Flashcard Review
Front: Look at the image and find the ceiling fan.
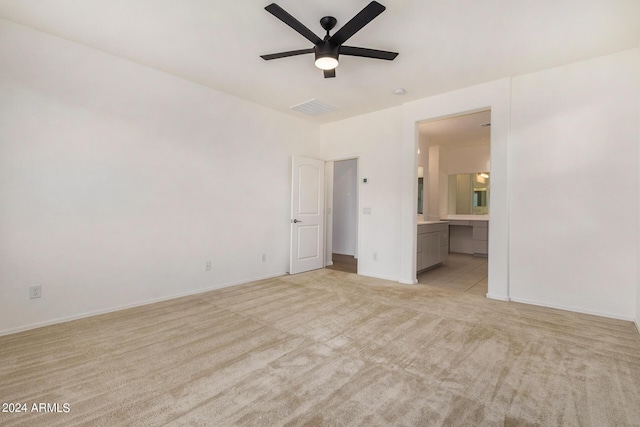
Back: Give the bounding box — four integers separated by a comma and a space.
260, 1, 398, 78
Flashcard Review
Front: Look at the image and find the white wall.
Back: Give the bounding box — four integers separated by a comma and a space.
332, 159, 357, 256
417, 134, 429, 217
324, 161, 334, 266
426, 145, 440, 220
509, 49, 639, 320
320, 108, 404, 281
323, 49, 639, 321
0, 20, 320, 335
635, 43, 640, 333
441, 145, 491, 174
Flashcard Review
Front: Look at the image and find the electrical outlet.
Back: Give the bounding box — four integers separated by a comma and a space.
373, 252, 378, 261
29, 285, 42, 299
261, 253, 267, 262
204, 261, 212, 271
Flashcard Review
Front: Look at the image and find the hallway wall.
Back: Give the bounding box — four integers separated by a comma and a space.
332, 159, 358, 256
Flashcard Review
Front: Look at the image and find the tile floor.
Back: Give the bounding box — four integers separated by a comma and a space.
326, 252, 487, 296
417, 252, 488, 296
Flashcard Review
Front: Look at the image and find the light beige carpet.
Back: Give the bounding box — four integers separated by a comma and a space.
1, 269, 639, 426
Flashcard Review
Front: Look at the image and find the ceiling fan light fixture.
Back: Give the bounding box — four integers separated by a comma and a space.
314, 42, 340, 70
315, 55, 339, 70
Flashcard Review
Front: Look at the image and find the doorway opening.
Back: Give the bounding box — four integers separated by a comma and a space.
326, 158, 358, 274
416, 109, 491, 294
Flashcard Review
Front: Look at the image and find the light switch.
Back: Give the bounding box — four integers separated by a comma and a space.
363, 207, 372, 215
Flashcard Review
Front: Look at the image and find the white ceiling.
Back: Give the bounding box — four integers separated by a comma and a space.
0, 1, 638, 124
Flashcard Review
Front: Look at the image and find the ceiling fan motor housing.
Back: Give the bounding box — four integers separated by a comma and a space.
314, 40, 340, 69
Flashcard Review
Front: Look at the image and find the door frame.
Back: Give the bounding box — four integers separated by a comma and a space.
400, 79, 511, 301
324, 156, 360, 274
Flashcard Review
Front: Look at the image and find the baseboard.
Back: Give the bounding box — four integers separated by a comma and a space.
509, 296, 635, 322
325, 261, 334, 266
357, 271, 401, 283
0, 272, 285, 337
486, 293, 510, 302
635, 319, 640, 336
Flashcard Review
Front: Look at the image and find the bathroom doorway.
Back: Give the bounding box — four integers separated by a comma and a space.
416, 110, 491, 294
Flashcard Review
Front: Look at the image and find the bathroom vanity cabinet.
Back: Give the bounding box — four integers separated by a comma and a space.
442, 215, 489, 257
417, 221, 449, 272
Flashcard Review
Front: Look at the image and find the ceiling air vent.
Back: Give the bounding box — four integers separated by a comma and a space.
290, 99, 336, 116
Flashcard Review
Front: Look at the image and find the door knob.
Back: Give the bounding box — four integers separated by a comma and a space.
292, 219, 302, 223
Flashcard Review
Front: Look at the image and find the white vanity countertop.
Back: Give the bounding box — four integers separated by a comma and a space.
417, 220, 449, 225
441, 214, 489, 221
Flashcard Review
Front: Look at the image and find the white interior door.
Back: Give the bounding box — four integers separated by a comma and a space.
290, 156, 325, 274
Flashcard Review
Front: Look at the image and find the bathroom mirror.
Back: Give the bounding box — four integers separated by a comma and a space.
448, 172, 490, 215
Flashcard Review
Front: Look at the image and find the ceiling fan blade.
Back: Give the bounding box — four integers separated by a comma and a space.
261, 48, 314, 61
324, 69, 336, 78
265, 3, 322, 45
340, 46, 398, 60
329, 1, 386, 46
